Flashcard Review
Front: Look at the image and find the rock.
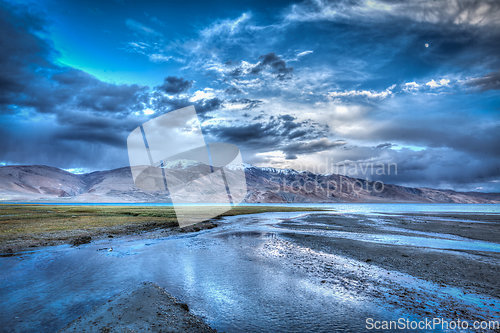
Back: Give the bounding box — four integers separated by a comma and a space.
70, 236, 92, 246
178, 303, 189, 311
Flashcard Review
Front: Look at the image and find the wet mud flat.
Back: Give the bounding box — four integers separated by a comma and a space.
276, 212, 500, 327
58, 282, 215, 333
1, 208, 499, 332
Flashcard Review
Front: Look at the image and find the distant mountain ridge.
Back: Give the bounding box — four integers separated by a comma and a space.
0, 164, 499, 203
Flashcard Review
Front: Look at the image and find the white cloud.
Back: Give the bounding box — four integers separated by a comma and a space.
405, 82, 419, 88
122, 26, 177, 64
402, 81, 420, 93
439, 78, 450, 86
189, 89, 216, 102
284, 0, 500, 27
426, 78, 450, 88
148, 54, 172, 62
128, 42, 149, 49
426, 79, 439, 88
200, 12, 252, 38
125, 19, 163, 37
327, 84, 396, 99
297, 50, 313, 57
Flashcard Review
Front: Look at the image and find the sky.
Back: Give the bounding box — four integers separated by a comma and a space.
0, 0, 499, 192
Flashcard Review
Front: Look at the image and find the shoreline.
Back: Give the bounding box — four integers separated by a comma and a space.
279, 212, 500, 296
276, 212, 500, 325
0, 204, 324, 254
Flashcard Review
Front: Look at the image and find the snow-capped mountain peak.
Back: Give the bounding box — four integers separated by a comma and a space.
225, 163, 254, 171
160, 159, 202, 170
254, 166, 299, 175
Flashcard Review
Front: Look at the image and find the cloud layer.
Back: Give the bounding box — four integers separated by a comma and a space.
0, 0, 499, 191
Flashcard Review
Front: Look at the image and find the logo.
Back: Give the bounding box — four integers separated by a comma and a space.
127, 105, 247, 227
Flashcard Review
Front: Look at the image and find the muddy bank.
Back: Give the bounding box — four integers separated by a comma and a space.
0, 220, 217, 255
273, 212, 500, 325
0, 205, 321, 254
278, 213, 500, 297
58, 282, 216, 333
285, 234, 500, 296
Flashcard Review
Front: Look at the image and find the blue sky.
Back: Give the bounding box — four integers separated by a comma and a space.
1, 0, 499, 191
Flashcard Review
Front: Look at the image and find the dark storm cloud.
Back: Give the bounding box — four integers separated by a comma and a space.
216, 123, 278, 143
204, 114, 305, 150
156, 76, 193, 94
222, 52, 294, 81
0, 0, 234, 158
466, 70, 500, 91
288, 129, 307, 140
252, 113, 264, 121
250, 52, 293, 80
335, 146, 500, 192
275, 114, 299, 132
0, 3, 157, 169
281, 138, 346, 160
195, 97, 223, 115
53, 110, 146, 147
3, 65, 148, 116
149, 92, 223, 119
0, 3, 148, 117
225, 86, 242, 94
0, 2, 53, 111
0, 115, 130, 171
326, 108, 500, 191
203, 114, 332, 158
53, 69, 148, 114
228, 98, 263, 109
367, 121, 500, 160
53, 128, 124, 147
279, 114, 295, 122
229, 67, 244, 77
281, 118, 300, 131
206, 120, 285, 148
149, 93, 261, 122
375, 142, 395, 149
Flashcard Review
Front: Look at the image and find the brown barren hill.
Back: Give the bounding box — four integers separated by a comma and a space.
1, 164, 499, 203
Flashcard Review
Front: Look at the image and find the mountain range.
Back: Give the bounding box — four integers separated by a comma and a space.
0, 164, 499, 204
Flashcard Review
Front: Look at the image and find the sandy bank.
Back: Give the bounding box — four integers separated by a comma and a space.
58, 282, 216, 333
